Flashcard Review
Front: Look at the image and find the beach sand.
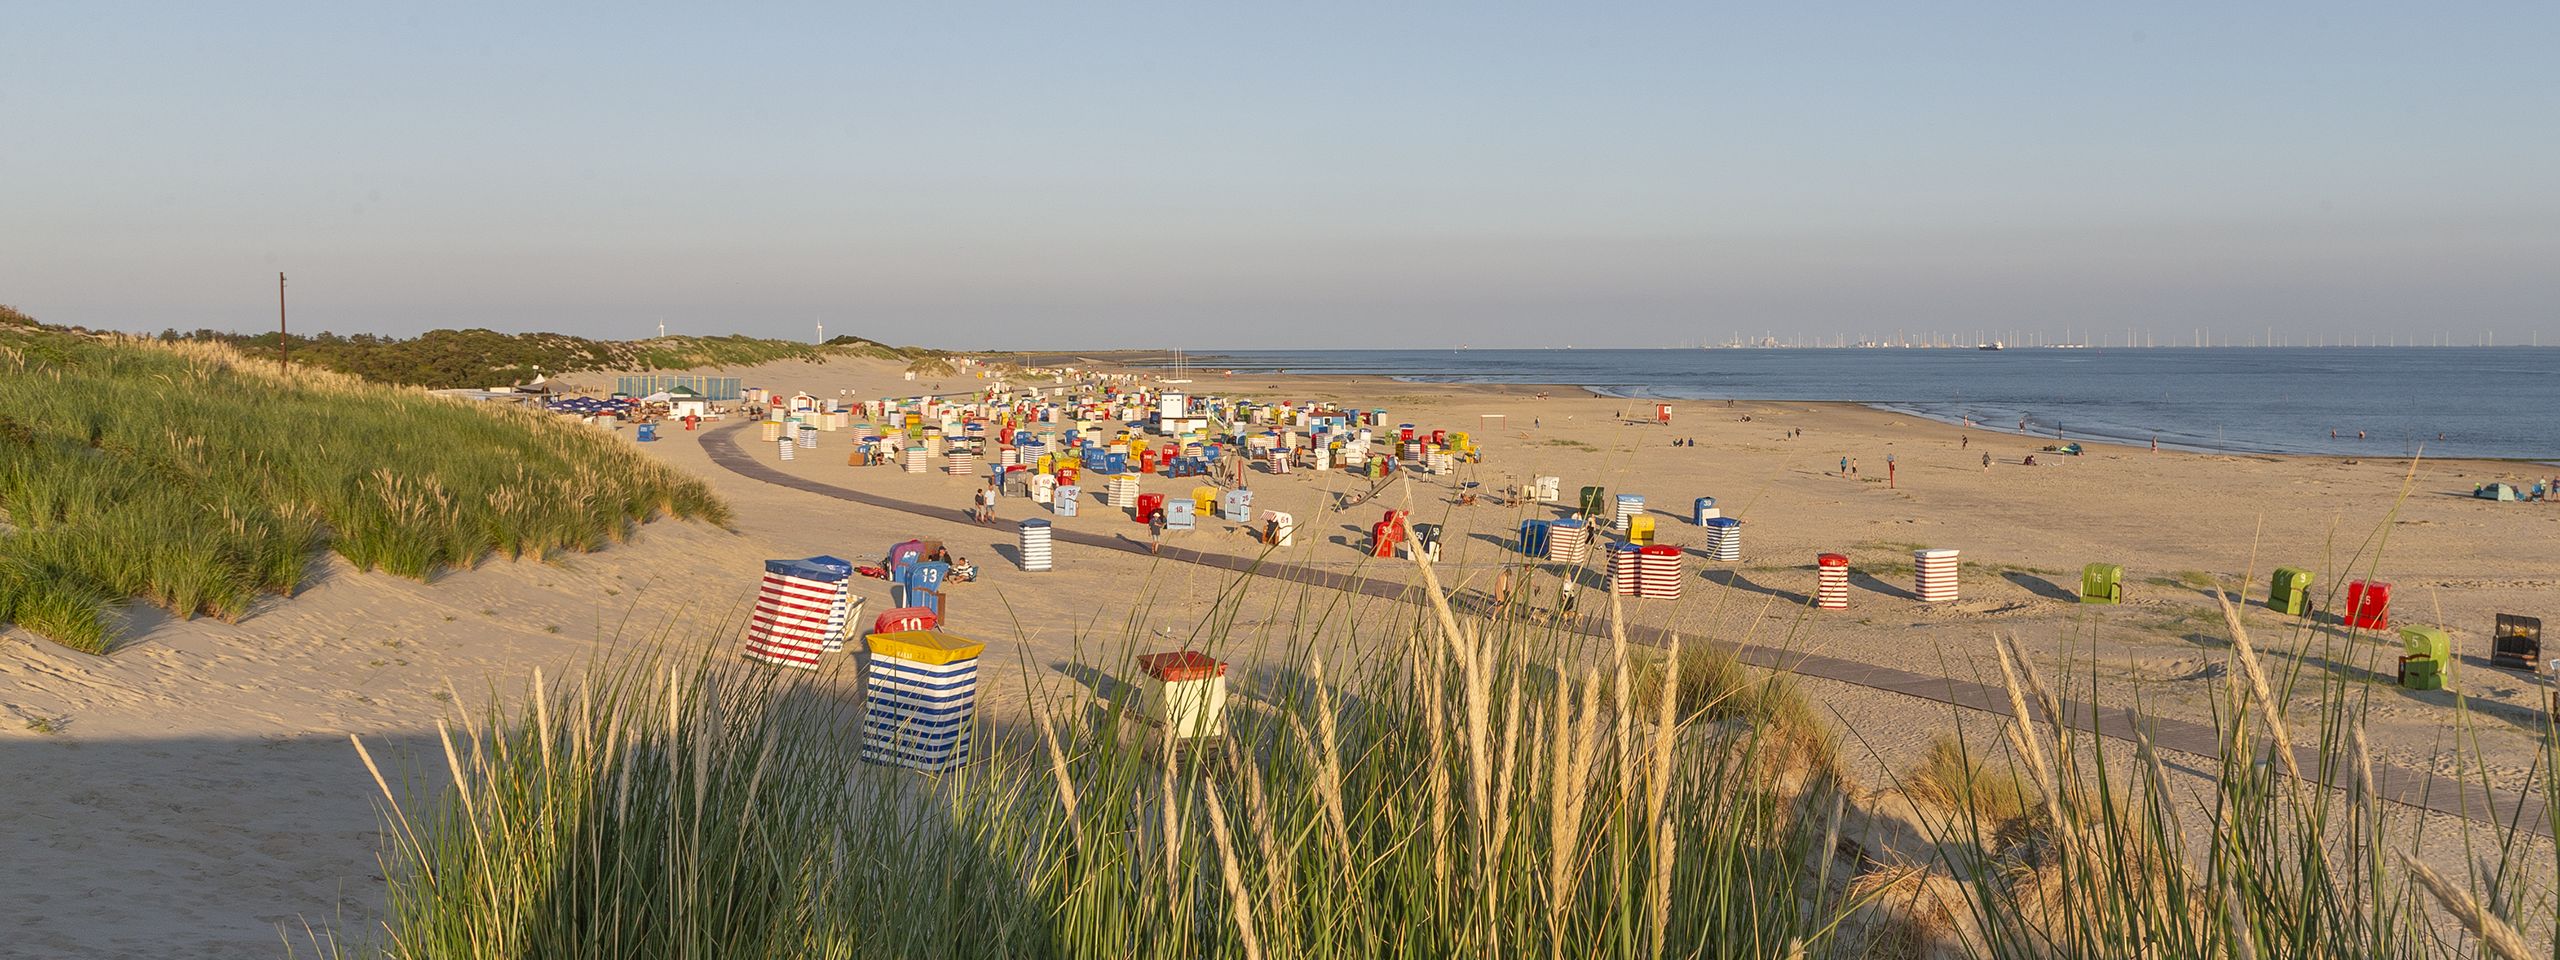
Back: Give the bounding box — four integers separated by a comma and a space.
5, 354, 2554, 956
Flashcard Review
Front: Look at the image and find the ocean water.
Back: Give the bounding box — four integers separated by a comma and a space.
1179, 348, 2560, 461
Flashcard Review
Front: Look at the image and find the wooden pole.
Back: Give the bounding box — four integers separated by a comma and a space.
277, 272, 288, 374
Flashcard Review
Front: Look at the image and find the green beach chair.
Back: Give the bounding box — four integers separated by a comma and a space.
2397, 655, 2444, 692
2398, 626, 2452, 691
1578, 485, 1609, 519
2268, 567, 2312, 617
2079, 563, 2123, 604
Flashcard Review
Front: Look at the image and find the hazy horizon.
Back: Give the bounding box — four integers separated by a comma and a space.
7, 4, 2555, 350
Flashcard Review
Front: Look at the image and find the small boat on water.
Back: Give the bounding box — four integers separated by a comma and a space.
1978, 341, 2005, 351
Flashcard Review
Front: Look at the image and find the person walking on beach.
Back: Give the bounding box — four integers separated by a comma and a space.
1886, 454, 1896, 488
1982, 452, 1992, 472
1850, 458, 1859, 478
1839, 456, 1849, 477
1961, 434, 1968, 449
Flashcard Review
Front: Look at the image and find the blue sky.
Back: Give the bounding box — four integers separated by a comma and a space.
5, 2, 2554, 348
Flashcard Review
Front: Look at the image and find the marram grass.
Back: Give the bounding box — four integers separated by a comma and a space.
321, 554, 2556, 958
0, 327, 726, 653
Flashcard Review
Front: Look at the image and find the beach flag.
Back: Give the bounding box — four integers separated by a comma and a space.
742, 556, 855, 670
1816, 553, 1849, 609
1702, 517, 1741, 562
1914, 549, 1960, 603
862, 630, 984, 772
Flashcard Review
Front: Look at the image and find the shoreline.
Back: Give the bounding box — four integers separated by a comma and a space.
988, 353, 2549, 471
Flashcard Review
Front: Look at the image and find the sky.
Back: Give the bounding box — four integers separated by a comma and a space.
4, 2, 2556, 350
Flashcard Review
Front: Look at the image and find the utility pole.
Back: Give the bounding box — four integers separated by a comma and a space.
277, 272, 288, 375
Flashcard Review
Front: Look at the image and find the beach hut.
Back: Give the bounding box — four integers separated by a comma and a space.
1816, 553, 1850, 609
777, 437, 796, 461
1222, 489, 1254, 523
1914, 549, 1959, 603
1607, 543, 1642, 597
1636, 545, 1682, 599
1138, 651, 1228, 740
1191, 485, 1221, 515
1534, 476, 1561, 503
1054, 485, 1080, 517
1701, 517, 1741, 562
1018, 519, 1052, 572
1547, 519, 1589, 564
741, 556, 856, 670
1517, 519, 1551, 557
1692, 497, 1719, 524
1612, 494, 1644, 531
862, 629, 984, 772
1165, 499, 1196, 532
2080, 563, 2124, 604
2268, 567, 2313, 616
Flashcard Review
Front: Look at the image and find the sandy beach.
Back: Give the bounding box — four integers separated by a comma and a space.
4, 354, 2554, 956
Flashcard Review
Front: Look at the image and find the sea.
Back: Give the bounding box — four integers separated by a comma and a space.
1170, 348, 2560, 462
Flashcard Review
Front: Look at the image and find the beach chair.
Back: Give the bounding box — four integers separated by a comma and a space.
2268, 567, 2313, 616
2493, 614, 2542, 671
2079, 563, 2123, 604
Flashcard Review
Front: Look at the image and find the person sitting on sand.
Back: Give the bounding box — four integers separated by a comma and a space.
950, 557, 977, 582
2024, 455, 2038, 466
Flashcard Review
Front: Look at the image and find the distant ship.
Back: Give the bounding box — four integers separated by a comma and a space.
1978, 341, 2005, 351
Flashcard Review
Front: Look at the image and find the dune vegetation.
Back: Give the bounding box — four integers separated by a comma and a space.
327, 551, 2556, 959
0, 303, 937, 389
0, 323, 727, 654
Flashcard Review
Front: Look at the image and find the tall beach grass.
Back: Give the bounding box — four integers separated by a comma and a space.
330, 547, 2557, 958
0, 327, 727, 653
